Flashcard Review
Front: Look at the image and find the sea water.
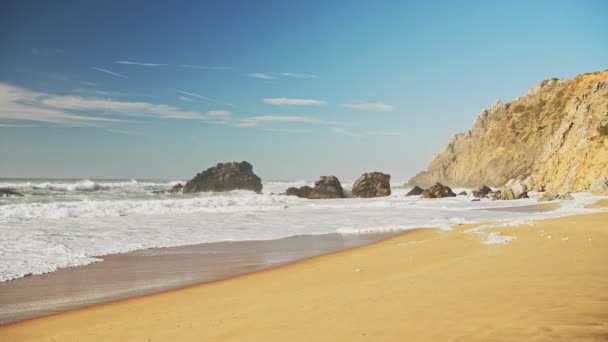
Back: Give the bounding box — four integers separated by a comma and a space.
0, 178, 603, 282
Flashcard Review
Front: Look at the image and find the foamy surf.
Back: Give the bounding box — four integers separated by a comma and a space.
0, 179, 605, 282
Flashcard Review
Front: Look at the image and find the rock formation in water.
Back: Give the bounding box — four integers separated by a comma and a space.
173, 161, 263, 194
472, 185, 493, 198
285, 186, 313, 198
538, 191, 574, 202
408, 70, 608, 193
352, 172, 391, 198
489, 179, 529, 200
0, 189, 24, 197
405, 186, 425, 196
421, 183, 456, 198
286, 176, 345, 199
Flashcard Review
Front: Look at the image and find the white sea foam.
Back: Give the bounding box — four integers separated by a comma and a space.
0, 180, 606, 282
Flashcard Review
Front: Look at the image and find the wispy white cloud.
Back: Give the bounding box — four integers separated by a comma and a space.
175, 89, 235, 107
237, 115, 348, 127
281, 72, 318, 79
0, 83, 352, 134
0, 83, 122, 125
367, 131, 400, 136
92, 67, 128, 78
263, 127, 311, 133
342, 102, 395, 112
115, 61, 166, 67
248, 72, 274, 79
41, 96, 203, 120
262, 98, 326, 106
106, 129, 147, 137
0, 124, 36, 127
331, 127, 360, 137
207, 110, 231, 117
182, 65, 232, 70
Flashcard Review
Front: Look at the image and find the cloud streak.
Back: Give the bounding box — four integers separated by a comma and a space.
368, 131, 400, 136
237, 115, 348, 127
0, 83, 122, 125
175, 89, 235, 107
342, 102, 395, 112
281, 72, 318, 79
248, 72, 274, 79
331, 127, 360, 137
115, 61, 166, 67
262, 98, 326, 106
0, 83, 352, 134
92, 67, 128, 78
182, 65, 232, 70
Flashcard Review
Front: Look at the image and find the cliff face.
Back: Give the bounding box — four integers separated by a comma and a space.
408, 70, 608, 192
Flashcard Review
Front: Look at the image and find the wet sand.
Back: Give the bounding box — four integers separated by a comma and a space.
2, 206, 607, 341
0, 232, 395, 325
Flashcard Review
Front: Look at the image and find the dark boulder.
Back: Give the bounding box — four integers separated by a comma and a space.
352, 172, 391, 198
285, 186, 313, 198
421, 183, 456, 198
174, 161, 262, 194
0, 188, 24, 197
308, 176, 344, 199
458, 191, 468, 196
472, 185, 492, 198
405, 186, 425, 196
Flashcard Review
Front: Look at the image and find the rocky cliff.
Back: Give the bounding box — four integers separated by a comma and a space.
408, 70, 608, 193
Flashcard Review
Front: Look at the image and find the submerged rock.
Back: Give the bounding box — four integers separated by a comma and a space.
405, 186, 425, 196
539, 191, 574, 202
0, 188, 24, 197
472, 185, 492, 198
175, 161, 262, 194
352, 172, 391, 198
421, 183, 456, 198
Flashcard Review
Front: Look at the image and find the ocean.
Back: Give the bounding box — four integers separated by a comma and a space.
0, 178, 601, 282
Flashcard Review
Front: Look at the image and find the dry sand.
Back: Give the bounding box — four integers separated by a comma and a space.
2, 207, 607, 341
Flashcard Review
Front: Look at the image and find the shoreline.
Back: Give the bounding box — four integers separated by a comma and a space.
0, 231, 402, 326
0, 200, 597, 326
1, 205, 607, 341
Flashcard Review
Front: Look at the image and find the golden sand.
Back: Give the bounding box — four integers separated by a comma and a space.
2, 210, 608, 341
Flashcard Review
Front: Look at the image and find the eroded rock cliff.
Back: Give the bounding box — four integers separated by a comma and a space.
408, 70, 608, 192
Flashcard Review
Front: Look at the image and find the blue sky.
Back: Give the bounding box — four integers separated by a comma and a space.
0, 0, 607, 181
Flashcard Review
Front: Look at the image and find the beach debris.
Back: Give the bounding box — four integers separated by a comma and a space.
421, 183, 456, 198
562, 237, 569, 241
405, 186, 425, 196
355, 268, 363, 272
352, 172, 391, 198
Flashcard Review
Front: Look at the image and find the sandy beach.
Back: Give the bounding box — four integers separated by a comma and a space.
0, 233, 393, 325
2, 202, 607, 341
